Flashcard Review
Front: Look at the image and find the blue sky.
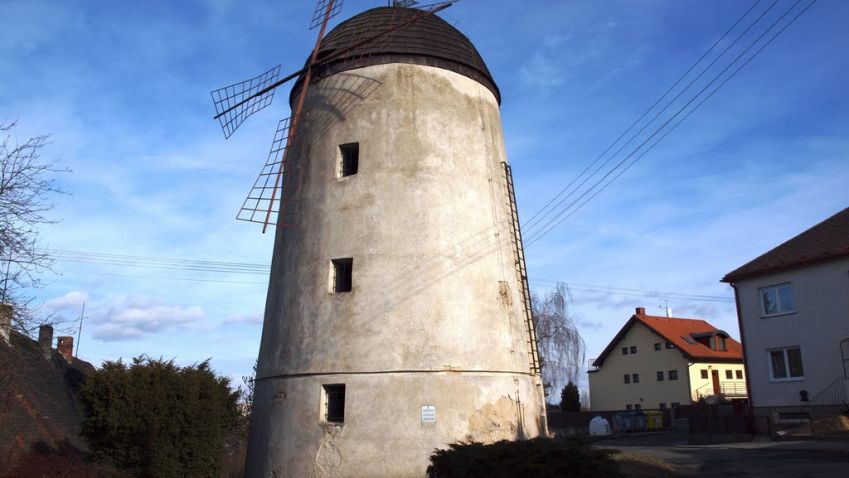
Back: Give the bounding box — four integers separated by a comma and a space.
2, 0, 847, 396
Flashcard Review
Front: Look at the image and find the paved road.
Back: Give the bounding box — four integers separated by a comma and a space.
598, 432, 849, 477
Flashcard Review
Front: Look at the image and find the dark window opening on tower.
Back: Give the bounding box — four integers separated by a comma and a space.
322, 384, 346, 423
339, 142, 359, 177
332, 258, 353, 293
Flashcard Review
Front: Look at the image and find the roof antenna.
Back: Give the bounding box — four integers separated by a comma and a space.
659, 299, 671, 318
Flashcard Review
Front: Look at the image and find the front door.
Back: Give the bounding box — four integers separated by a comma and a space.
712, 370, 721, 394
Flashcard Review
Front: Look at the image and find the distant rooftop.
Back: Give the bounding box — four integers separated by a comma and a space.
592, 307, 743, 367
722, 206, 849, 282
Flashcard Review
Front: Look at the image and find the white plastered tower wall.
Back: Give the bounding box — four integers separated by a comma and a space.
245, 62, 546, 478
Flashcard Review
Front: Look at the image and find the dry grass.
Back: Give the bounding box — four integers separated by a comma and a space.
612, 451, 687, 478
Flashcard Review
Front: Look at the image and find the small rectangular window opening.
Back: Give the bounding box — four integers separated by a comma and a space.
339, 142, 359, 177
622, 347, 629, 355
668, 370, 678, 380
656, 371, 664, 381
654, 343, 661, 351
632, 373, 640, 383
322, 384, 346, 423
332, 258, 353, 293
624, 374, 631, 384
629, 346, 637, 354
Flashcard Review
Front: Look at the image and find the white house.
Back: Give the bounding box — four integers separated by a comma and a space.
722, 206, 849, 433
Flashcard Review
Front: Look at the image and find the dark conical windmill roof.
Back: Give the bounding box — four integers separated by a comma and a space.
291, 6, 500, 104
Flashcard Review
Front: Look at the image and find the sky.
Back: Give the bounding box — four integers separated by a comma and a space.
2, 0, 847, 397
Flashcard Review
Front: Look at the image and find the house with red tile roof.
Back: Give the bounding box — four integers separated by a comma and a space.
588, 307, 745, 411
722, 206, 849, 431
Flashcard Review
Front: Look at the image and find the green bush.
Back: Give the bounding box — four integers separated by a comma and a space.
427, 436, 623, 478
79, 356, 240, 478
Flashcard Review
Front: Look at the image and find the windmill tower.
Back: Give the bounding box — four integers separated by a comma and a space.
214, 2, 547, 476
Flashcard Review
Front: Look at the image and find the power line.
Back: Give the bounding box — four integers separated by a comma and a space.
530, 278, 734, 303
524, 0, 814, 246
532, 0, 818, 238
522, 0, 770, 235
523, 0, 781, 244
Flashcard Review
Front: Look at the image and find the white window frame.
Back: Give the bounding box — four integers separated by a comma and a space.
767, 347, 805, 382
759, 282, 796, 317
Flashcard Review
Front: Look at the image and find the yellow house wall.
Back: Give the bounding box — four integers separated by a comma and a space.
589, 322, 692, 411
687, 362, 747, 401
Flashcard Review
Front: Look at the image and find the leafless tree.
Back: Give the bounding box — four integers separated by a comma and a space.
531, 282, 586, 402
0, 120, 67, 335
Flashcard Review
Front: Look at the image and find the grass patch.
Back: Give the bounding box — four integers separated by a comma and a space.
612, 450, 686, 478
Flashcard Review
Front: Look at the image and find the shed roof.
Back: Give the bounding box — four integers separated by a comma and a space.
291, 6, 500, 105
722, 206, 849, 282
592, 309, 743, 367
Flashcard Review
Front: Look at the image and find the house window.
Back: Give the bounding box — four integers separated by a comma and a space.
634, 404, 642, 410
629, 346, 637, 354
632, 373, 640, 383
624, 374, 631, 384
700, 369, 708, 379
622, 347, 629, 355
656, 371, 664, 381
659, 403, 667, 409
331, 258, 353, 293
626, 404, 633, 410
321, 384, 346, 423
338, 142, 359, 177
725, 370, 733, 380
668, 370, 678, 380
769, 347, 804, 380
712, 336, 727, 351
736, 370, 744, 380
654, 342, 661, 351
759, 283, 795, 316
665, 341, 676, 349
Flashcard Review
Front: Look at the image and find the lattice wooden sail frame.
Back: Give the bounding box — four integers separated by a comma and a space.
212, 0, 459, 232
211, 65, 281, 139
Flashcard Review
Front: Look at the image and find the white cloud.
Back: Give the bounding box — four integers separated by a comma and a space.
43, 290, 89, 312
85, 295, 205, 342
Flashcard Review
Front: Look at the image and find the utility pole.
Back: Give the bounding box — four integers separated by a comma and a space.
75, 301, 85, 357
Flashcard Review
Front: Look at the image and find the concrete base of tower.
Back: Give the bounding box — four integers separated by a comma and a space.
244, 371, 544, 477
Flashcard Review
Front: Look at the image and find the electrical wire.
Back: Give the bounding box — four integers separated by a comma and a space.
523, 0, 814, 246
522, 0, 769, 234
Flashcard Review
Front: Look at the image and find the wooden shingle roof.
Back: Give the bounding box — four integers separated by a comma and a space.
722, 206, 849, 283
291, 6, 500, 104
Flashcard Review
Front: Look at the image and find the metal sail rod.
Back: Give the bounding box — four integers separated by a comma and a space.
261, 0, 338, 233
213, 2, 455, 122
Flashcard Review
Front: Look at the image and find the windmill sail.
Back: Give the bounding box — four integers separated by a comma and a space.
211, 65, 282, 139
310, 0, 344, 29
237, 117, 296, 226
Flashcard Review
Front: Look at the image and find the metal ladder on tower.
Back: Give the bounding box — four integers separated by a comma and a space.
501, 162, 541, 376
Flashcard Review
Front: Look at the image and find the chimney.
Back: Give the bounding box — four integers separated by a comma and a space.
635, 307, 646, 316
0, 303, 11, 345
57, 336, 74, 362
38, 324, 53, 358
666, 307, 673, 318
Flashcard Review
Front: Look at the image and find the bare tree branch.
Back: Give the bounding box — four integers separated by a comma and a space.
0, 120, 69, 335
